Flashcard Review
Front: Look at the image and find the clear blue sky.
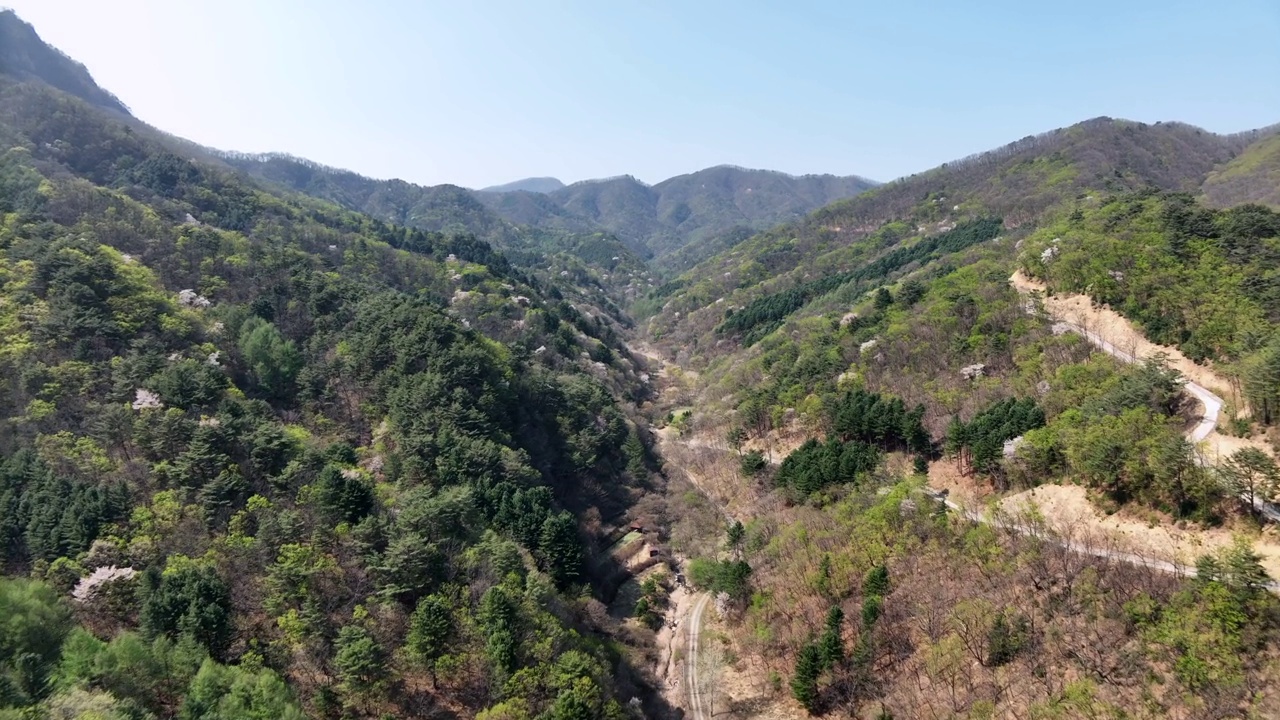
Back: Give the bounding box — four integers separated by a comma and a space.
7, 0, 1279, 188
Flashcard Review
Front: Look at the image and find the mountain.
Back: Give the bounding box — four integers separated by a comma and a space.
0, 16, 672, 720
8, 10, 1280, 720
1201, 125, 1280, 209
229, 153, 878, 271
636, 118, 1280, 718
221, 152, 525, 245
642, 117, 1271, 349
478, 176, 565, 193
0, 10, 129, 114
477, 166, 879, 267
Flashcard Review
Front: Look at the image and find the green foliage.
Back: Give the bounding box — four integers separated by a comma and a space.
405, 594, 454, 664
1022, 192, 1280, 363
179, 659, 304, 720
985, 611, 1029, 667
537, 511, 582, 588
633, 575, 668, 630
1220, 448, 1280, 513
725, 521, 745, 550
687, 558, 753, 601
818, 606, 844, 669
862, 565, 890, 598
334, 624, 387, 696
138, 562, 232, 658
790, 641, 822, 713
0, 578, 72, 707
0, 55, 642, 719
0, 450, 128, 567
311, 464, 373, 525
237, 317, 302, 398
54, 631, 205, 716
947, 397, 1045, 475
1242, 335, 1280, 425
774, 389, 930, 500
718, 218, 1003, 342
774, 437, 880, 500
739, 450, 766, 476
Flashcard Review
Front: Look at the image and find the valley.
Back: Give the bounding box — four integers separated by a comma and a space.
1, 6, 1280, 720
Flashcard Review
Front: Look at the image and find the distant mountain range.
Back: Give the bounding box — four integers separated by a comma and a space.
226, 156, 879, 267
478, 177, 566, 194
477, 168, 878, 267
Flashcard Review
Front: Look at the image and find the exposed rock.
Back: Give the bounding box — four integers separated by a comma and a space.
177, 289, 210, 308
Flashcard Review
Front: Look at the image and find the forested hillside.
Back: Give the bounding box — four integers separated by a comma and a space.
0, 11, 128, 114
640, 118, 1276, 358
0, 24, 670, 719
1201, 127, 1280, 209
226, 153, 877, 275
510, 167, 878, 268
642, 115, 1280, 717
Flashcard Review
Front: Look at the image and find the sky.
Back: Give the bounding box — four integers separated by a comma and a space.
5, 0, 1279, 189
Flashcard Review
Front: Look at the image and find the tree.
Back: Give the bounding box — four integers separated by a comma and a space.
375, 533, 444, 604
819, 606, 845, 669
0, 579, 72, 705
237, 317, 302, 397
726, 426, 748, 455
1241, 338, 1280, 425
406, 594, 453, 667
538, 512, 582, 589
791, 642, 822, 713
696, 638, 728, 718
985, 612, 1028, 667
1221, 448, 1280, 514
740, 450, 767, 476
312, 465, 373, 525
874, 287, 893, 310
725, 521, 745, 552
334, 624, 387, 696
180, 658, 305, 720
139, 563, 232, 658
863, 565, 890, 598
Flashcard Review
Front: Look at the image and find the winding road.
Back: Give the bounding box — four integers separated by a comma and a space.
1020, 280, 1280, 522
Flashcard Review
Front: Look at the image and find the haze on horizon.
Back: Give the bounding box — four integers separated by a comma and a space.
7, 0, 1279, 189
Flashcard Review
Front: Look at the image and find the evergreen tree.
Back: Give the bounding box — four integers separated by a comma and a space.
863, 565, 890, 599
791, 642, 822, 713
538, 511, 582, 588
334, 624, 386, 695
406, 594, 454, 664
819, 606, 845, 669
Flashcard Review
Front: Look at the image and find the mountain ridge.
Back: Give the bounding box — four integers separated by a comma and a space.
0, 9, 129, 114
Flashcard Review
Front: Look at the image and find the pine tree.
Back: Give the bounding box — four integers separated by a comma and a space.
791, 642, 822, 712
538, 511, 582, 588
334, 624, 387, 695
819, 606, 845, 669
863, 565, 890, 599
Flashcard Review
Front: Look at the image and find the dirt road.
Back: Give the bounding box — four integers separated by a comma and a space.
685, 593, 713, 720
1010, 271, 1280, 520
